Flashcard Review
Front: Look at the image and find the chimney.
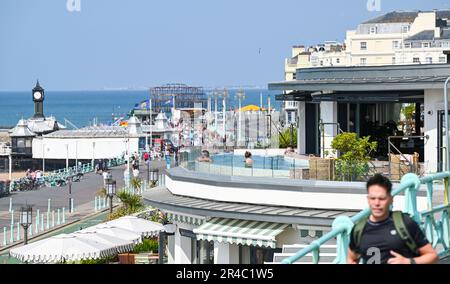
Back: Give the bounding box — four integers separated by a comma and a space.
435, 27, 441, 38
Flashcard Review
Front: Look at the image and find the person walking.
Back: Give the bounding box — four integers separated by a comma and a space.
102, 170, 110, 188
347, 174, 438, 264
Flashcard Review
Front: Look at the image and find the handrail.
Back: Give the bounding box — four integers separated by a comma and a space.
9, 154, 128, 192
282, 172, 450, 264
387, 135, 428, 179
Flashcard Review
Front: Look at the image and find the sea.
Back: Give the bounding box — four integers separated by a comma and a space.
0, 89, 281, 128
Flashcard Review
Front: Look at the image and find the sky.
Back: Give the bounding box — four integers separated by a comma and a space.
0, 0, 449, 91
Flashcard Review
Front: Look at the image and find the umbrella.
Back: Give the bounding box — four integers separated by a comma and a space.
104, 216, 165, 237
73, 231, 136, 253
9, 233, 118, 263
82, 224, 142, 244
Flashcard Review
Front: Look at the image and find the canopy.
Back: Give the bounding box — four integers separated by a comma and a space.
81, 224, 142, 244
193, 218, 288, 248
104, 216, 165, 237
238, 105, 266, 112
72, 231, 135, 253
9, 234, 118, 263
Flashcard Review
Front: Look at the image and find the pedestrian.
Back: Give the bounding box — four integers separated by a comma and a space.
244, 151, 253, 168
143, 151, 149, 162
102, 170, 110, 188
347, 174, 438, 264
132, 167, 140, 179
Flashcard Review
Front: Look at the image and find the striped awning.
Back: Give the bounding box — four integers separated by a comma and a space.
166, 212, 205, 226
193, 218, 288, 248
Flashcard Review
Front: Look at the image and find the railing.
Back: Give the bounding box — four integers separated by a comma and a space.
9, 155, 128, 192
319, 121, 344, 158
282, 172, 450, 264
178, 150, 309, 179
387, 135, 427, 180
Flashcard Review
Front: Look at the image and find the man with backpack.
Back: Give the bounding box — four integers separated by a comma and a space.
347, 174, 438, 264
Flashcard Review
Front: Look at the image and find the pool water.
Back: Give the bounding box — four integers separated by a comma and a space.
211, 154, 307, 170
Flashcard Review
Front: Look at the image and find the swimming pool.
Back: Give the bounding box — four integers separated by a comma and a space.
211, 154, 308, 170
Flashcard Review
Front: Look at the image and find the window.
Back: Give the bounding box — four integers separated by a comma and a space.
392, 57, 396, 64
392, 41, 399, 49
426, 57, 432, 64
402, 25, 410, 33
370, 26, 377, 34
336, 58, 340, 64
404, 42, 411, 48
320, 60, 323, 66
16, 138, 25, 148
440, 57, 446, 63
423, 42, 429, 48
360, 58, 367, 66
413, 57, 420, 63
360, 42, 367, 50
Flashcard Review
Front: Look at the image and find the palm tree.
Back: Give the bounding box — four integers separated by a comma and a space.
130, 177, 142, 194
116, 191, 144, 213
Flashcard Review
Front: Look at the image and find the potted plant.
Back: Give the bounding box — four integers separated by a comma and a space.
331, 132, 377, 181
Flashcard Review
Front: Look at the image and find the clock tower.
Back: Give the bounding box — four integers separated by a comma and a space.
32, 80, 45, 118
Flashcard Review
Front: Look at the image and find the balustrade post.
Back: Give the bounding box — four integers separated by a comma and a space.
400, 173, 421, 223
331, 216, 354, 264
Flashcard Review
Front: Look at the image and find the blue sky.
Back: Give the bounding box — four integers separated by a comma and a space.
0, 0, 448, 91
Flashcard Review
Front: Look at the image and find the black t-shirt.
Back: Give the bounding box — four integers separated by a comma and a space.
349, 212, 429, 264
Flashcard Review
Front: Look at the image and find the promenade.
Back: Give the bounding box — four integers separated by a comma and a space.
0, 160, 165, 251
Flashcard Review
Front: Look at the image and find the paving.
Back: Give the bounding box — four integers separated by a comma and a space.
0, 160, 166, 249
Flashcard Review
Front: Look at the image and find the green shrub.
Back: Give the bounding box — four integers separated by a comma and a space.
106, 190, 145, 221
66, 255, 118, 264
132, 238, 159, 254
279, 128, 297, 148
331, 132, 377, 181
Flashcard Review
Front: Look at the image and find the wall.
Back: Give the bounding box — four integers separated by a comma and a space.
424, 88, 446, 173
32, 137, 140, 159
174, 222, 195, 264
320, 101, 338, 157
165, 175, 428, 211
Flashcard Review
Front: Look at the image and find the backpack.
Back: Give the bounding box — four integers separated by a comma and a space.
351, 211, 418, 254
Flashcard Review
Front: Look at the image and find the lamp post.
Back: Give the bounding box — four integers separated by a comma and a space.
223, 89, 228, 146
235, 90, 245, 145
20, 205, 32, 245
213, 90, 220, 133
106, 179, 116, 214
42, 143, 45, 175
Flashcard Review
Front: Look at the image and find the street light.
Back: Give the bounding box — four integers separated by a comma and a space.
20, 205, 32, 245
106, 179, 116, 214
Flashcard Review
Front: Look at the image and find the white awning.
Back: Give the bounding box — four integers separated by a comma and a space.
193, 218, 288, 248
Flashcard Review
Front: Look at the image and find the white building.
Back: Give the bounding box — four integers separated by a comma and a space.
32, 115, 178, 165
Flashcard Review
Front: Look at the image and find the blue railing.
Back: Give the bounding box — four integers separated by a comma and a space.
282, 172, 450, 264
9, 155, 128, 192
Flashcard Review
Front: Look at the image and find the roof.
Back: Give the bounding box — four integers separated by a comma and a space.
362, 11, 418, 24
238, 105, 266, 112
45, 126, 129, 138
405, 28, 450, 41
44, 124, 175, 138
142, 187, 358, 227
269, 64, 450, 92
9, 119, 35, 137
406, 30, 435, 41
32, 80, 44, 92
26, 118, 65, 134
362, 10, 450, 25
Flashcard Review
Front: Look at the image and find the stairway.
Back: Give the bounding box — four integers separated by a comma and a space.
266, 244, 337, 264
